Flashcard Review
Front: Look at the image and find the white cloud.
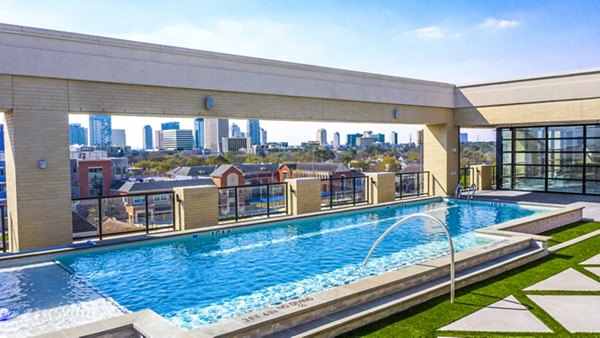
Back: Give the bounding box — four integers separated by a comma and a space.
413, 26, 445, 39
479, 18, 520, 32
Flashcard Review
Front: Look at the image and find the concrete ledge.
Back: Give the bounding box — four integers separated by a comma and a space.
193, 237, 532, 338
36, 309, 197, 338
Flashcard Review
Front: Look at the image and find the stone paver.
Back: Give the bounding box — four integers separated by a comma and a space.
439, 295, 551, 333
524, 268, 600, 291
585, 267, 600, 278
529, 295, 600, 333
581, 253, 600, 266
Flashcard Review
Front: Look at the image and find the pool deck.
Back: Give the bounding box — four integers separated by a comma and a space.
474, 190, 600, 221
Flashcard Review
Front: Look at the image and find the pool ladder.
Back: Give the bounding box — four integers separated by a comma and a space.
361, 213, 455, 303
455, 183, 477, 201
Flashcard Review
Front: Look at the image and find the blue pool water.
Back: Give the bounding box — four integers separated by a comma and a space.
48, 198, 550, 330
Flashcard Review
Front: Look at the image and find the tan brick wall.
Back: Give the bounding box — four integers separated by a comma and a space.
173, 185, 219, 230
0, 75, 11, 110
472, 165, 494, 190
66, 79, 452, 125
455, 97, 600, 127
365, 173, 395, 204
5, 77, 72, 251
286, 178, 322, 215
423, 124, 459, 196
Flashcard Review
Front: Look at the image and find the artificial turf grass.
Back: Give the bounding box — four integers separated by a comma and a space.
341, 228, 600, 337
540, 221, 600, 246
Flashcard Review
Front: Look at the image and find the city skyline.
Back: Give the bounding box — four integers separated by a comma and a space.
69, 114, 495, 149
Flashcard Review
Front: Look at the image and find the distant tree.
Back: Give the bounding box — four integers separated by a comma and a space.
377, 156, 399, 172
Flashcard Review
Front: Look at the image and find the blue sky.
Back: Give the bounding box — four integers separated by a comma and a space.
2, 0, 600, 147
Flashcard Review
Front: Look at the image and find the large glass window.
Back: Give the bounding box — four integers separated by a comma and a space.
498, 124, 600, 195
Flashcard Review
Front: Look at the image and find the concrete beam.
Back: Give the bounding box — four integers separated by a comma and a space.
0, 23, 455, 109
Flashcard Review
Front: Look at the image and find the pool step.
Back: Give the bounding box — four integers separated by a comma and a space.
276, 241, 547, 338
195, 236, 541, 338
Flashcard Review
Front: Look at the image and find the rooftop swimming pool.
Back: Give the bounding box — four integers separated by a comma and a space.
0, 198, 554, 336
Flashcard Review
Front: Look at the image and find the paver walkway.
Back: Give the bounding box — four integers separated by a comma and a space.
438, 295, 551, 333
439, 257, 600, 335
586, 267, 600, 277
529, 295, 600, 333
524, 268, 600, 291
581, 253, 600, 265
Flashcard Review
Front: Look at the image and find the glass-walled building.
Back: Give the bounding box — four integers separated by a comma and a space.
498, 124, 600, 194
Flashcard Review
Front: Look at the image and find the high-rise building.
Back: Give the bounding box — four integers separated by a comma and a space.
205, 118, 229, 153
221, 137, 252, 152
163, 129, 194, 151
231, 123, 242, 138
111, 129, 127, 147
460, 133, 468, 143
260, 128, 267, 145
194, 118, 205, 149
143, 125, 153, 150
417, 130, 424, 146
347, 133, 362, 147
317, 128, 327, 146
389, 131, 398, 145
89, 115, 112, 148
333, 132, 340, 149
69, 123, 88, 145
154, 130, 164, 149
247, 120, 261, 145
161, 122, 180, 131
372, 133, 385, 143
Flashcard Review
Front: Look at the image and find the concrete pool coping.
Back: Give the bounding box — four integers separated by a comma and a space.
2, 198, 584, 337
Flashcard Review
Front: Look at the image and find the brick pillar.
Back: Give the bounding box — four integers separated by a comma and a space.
365, 172, 396, 204
5, 77, 72, 251
286, 178, 322, 215
423, 124, 459, 196
472, 164, 493, 190
173, 185, 218, 230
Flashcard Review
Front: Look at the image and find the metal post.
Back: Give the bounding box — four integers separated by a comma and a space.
329, 177, 334, 209
362, 213, 455, 303
1, 206, 6, 253
266, 184, 271, 218
285, 183, 289, 215
417, 172, 421, 197
399, 174, 403, 199
172, 192, 176, 230
145, 194, 150, 234
352, 177, 356, 205
234, 187, 239, 222
98, 197, 103, 240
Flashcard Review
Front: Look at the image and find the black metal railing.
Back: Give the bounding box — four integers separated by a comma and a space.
1, 206, 6, 253
218, 182, 288, 222
459, 167, 474, 186
71, 191, 176, 240
321, 176, 368, 209
395, 171, 430, 199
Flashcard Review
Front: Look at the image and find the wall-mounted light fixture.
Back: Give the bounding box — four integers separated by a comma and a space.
394, 108, 401, 119
205, 96, 215, 111
38, 160, 47, 169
